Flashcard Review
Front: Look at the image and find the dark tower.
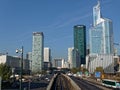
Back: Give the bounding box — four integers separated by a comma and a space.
74, 25, 86, 65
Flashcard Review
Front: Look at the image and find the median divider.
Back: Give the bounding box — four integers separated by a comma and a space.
46, 74, 57, 90
62, 74, 81, 90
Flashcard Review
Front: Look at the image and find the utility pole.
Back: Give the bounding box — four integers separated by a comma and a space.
16, 46, 23, 90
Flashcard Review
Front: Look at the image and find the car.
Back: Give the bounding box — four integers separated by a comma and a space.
67, 73, 73, 76
73, 74, 77, 77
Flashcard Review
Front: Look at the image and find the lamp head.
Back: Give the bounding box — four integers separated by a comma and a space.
16, 49, 19, 53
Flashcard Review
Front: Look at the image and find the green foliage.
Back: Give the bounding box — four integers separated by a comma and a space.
40, 70, 47, 75
70, 67, 89, 74
95, 66, 104, 73
32, 70, 47, 75
82, 68, 88, 72
70, 67, 79, 74
0, 63, 12, 80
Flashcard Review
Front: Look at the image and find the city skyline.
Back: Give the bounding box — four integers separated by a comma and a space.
0, 0, 119, 60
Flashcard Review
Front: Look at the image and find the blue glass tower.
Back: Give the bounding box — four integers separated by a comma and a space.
89, 1, 114, 54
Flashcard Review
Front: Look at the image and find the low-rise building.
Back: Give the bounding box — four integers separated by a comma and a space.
0, 54, 30, 74
86, 54, 118, 74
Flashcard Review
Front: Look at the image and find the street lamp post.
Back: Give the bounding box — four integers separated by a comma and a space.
16, 46, 23, 90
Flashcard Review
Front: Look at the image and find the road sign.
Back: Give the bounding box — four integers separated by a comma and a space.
95, 72, 101, 78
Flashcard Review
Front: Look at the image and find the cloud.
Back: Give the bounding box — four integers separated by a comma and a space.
35, 12, 92, 31
54, 13, 92, 29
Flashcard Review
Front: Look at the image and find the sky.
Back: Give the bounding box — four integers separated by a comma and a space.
0, 0, 120, 60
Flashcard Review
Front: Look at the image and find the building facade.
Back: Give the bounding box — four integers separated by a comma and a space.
26, 52, 32, 72
68, 47, 74, 68
74, 25, 86, 65
54, 58, 63, 68
44, 47, 51, 62
0, 55, 29, 74
89, 1, 114, 54
68, 47, 77, 68
88, 1, 114, 73
88, 54, 114, 73
32, 32, 44, 73
44, 47, 51, 70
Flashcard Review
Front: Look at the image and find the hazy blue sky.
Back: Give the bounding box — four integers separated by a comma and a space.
0, 0, 120, 59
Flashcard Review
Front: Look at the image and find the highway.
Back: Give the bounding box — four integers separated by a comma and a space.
50, 73, 71, 90
3, 74, 53, 90
70, 76, 113, 90
21, 74, 53, 90
3, 74, 114, 90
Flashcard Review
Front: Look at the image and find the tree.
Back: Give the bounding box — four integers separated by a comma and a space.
0, 63, 12, 81
70, 67, 79, 74
95, 66, 104, 73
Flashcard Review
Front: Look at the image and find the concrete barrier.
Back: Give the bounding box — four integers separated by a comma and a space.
47, 74, 81, 90
62, 74, 81, 90
46, 74, 57, 90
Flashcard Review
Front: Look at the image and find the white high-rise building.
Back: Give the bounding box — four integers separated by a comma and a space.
32, 32, 44, 73
44, 47, 51, 62
68, 47, 74, 68
44, 47, 51, 70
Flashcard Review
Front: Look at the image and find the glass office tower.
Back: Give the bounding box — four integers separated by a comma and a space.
90, 1, 114, 54
74, 25, 86, 65
32, 32, 44, 73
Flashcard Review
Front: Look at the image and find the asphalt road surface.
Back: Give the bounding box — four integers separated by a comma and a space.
71, 76, 104, 90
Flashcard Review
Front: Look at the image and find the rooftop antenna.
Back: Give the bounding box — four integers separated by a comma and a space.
98, 0, 100, 4
97, 0, 100, 7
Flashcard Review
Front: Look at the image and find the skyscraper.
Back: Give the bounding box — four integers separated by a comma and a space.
26, 52, 32, 71
44, 47, 51, 70
32, 32, 44, 73
89, 1, 114, 54
74, 25, 86, 65
44, 47, 51, 62
68, 47, 74, 68
88, 1, 114, 73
